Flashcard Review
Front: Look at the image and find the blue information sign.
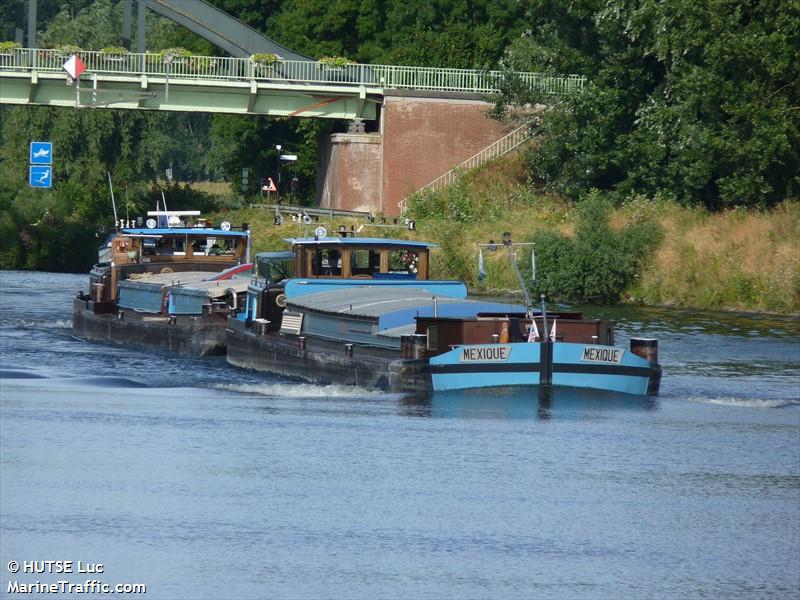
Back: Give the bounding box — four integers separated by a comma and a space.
30, 141, 53, 165
30, 166, 52, 189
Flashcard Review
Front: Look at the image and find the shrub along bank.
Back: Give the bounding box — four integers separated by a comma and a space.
208, 155, 798, 314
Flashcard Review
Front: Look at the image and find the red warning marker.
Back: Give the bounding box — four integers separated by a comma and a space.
63, 55, 87, 80
262, 177, 277, 192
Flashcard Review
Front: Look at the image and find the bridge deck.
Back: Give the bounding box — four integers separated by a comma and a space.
0, 49, 585, 118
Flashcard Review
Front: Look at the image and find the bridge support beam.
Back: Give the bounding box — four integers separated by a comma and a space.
0, 72, 378, 120
318, 133, 383, 213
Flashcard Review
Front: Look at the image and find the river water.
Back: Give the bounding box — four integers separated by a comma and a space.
1, 271, 798, 599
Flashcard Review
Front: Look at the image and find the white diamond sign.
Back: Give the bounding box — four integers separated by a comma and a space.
62, 55, 87, 80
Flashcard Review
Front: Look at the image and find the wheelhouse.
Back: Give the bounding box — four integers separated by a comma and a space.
90, 224, 250, 304
287, 237, 433, 280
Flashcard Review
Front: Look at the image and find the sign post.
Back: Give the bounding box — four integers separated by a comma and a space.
30, 142, 53, 165
29, 166, 52, 188
29, 141, 53, 189
276, 149, 297, 201
261, 177, 277, 201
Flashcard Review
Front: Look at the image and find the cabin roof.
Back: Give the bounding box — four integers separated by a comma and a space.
118, 271, 216, 289
121, 227, 248, 237
288, 287, 525, 328
285, 237, 436, 248
171, 276, 251, 298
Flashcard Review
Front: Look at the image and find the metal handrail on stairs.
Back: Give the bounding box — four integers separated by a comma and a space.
397, 121, 536, 213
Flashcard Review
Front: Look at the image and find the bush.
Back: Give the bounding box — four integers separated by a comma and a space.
54, 44, 83, 57
251, 53, 282, 66
0, 41, 21, 53
318, 56, 355, 68
159, 47, 191, 60
100, 46, 129, 56
530, 191, 662, 303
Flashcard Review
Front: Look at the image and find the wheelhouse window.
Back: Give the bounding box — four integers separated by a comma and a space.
388, 249, 420, 277
257, 255, 294, 284
141, 237, 158, 256
311, 248, 342, 276
156, 238, 180, 255
190, 238, 207, 255
350, 248, 380, 276
191, 237, 239, 257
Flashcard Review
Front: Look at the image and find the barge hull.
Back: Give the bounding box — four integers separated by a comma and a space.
430, 342, 660, 395
73, 297, 227, 357
225, 318, 432, 394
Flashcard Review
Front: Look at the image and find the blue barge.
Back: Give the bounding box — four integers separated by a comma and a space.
225, 235, 661, 396
73, 214, 252, 355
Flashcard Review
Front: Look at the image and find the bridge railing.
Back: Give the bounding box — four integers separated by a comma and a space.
0, 48, 586, 95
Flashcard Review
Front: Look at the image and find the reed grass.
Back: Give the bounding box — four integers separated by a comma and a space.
628, 201, 800, 313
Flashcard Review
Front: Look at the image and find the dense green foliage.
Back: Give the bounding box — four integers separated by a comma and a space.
529, 192, 662, 303
496, 0, 800, 209
214, 0, 527, 68
1, 0, 796, 278
0, 104, 222, 270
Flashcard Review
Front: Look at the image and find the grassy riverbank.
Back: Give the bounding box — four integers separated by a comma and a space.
210, 156, 799, 314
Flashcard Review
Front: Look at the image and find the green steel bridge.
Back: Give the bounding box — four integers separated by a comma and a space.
0, 48, 586, 120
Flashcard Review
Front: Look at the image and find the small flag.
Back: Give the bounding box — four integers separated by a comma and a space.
478, 248, 486, 281
550, 319, 557, 342
528, 319, 540, 342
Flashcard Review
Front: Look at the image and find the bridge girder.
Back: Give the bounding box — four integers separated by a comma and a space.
0, 72, 379, 120
142, 0, 311, 61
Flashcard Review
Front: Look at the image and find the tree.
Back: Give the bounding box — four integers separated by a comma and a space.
496, 0, 800, 208
269, 0, 526, 66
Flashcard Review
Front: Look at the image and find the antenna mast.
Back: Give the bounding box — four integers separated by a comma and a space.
107, 172, 119, 232
478, 235, 536, 318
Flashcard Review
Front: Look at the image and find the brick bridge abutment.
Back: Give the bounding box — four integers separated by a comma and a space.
317, 90, 510, 217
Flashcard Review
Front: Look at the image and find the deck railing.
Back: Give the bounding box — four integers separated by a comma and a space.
0, 48, 587, 96
397, 121, 538, 213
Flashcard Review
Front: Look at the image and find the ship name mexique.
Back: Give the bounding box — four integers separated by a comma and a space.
581, 346, 624, 364
460, 346, 511, 362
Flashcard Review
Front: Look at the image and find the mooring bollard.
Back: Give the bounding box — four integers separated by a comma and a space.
92, 282, 104, 303
298, 336, 307, 351
253, 318, 270, 335
630, 338, 658, 363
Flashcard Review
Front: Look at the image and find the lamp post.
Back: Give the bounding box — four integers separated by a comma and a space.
277, 148, 299, 203
275, 144, 281, 201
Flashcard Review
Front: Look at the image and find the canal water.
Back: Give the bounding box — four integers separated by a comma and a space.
1, 271, 798, 599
